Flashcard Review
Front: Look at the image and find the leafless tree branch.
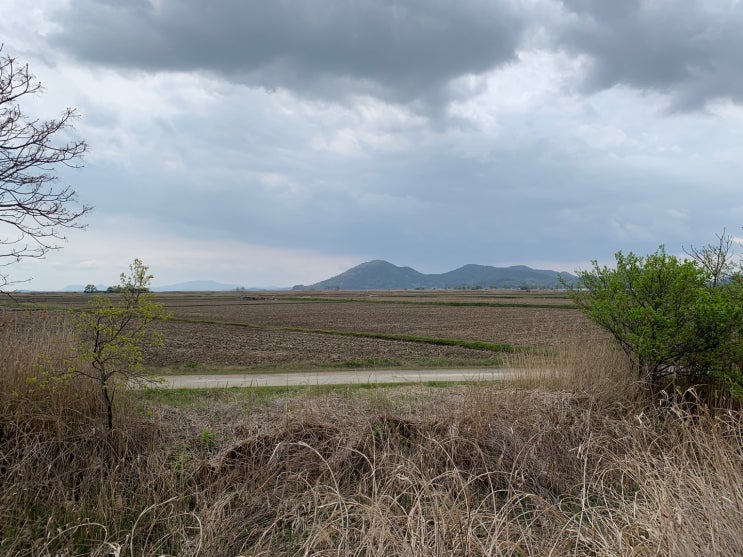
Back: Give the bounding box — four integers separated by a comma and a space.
683, 229, 735, 287
1, 45, 90, 289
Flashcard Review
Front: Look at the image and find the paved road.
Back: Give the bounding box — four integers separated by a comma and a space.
155, 368, 518, 389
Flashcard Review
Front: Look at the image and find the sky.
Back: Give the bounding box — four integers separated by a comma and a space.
1, 0, 742, 290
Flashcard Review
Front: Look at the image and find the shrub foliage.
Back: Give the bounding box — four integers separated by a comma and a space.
568, 246, 743, 401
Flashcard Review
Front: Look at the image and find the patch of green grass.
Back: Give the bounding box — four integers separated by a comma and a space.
133, 386, 263, 408
419, 355, 505, 368
147, 355, 508, 377
333, 330, 519, 352
327, 357, 397, 368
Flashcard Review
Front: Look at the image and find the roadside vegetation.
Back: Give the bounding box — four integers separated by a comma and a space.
1, 283, 741, 555
568, 238, 743, 405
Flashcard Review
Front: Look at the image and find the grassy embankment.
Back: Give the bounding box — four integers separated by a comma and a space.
1, 309, 741, 556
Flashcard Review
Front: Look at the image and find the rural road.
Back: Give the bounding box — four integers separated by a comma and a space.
155, 368, 518, 389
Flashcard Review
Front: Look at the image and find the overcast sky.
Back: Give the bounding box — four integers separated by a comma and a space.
2, 0, 742, 290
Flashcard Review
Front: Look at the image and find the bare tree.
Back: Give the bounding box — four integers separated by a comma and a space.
1, 46, 90, 288
683, 229, 736, 287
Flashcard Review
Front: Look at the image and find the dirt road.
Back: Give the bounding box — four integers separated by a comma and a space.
155, 368, 517, 389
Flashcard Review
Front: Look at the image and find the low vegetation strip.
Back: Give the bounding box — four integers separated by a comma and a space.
154, 368, 513, 389
169, 315, 521, 353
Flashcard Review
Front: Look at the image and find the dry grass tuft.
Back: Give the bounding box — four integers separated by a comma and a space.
0, 309, 99, 430
0, 309, 200, 555
184, 389, 741, 556
505, 321, 642, 409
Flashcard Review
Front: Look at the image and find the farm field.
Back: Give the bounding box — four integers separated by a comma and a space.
4, 289, 602, 372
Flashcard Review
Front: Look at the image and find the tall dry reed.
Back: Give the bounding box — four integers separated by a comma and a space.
191, 389, 742, 556
0, 309, 200, 556
505, 318, 642, 408
0, 308, 99, 429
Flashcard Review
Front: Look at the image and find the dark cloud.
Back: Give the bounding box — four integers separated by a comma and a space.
49, 1, 743, 112
50, 0, 524, 105
558, 0, 743, 110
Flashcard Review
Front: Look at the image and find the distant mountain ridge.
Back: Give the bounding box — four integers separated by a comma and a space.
293, 260, 577, 290
152, 280, 241, 292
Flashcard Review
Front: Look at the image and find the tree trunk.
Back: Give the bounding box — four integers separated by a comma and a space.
102, 381, 114, 431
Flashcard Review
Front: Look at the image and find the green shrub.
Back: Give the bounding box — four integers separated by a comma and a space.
567, 246, 743, 402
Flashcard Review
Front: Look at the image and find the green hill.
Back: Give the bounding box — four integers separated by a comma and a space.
293, 260, 576, 290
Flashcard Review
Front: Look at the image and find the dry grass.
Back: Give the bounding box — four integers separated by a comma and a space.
207, 392, 742, 556
1, 308, 741, 556
0, 309, 201, 556
0, 309, 98, 429
504, 323, 641, 408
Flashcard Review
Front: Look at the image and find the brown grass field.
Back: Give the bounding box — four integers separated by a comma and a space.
1, 290, 741, 555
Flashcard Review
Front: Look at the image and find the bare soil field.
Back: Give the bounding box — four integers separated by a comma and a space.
3, 290, 605, 371
168, 300, 591, 344
146, 290, 601, 368
144, 319, 501, 368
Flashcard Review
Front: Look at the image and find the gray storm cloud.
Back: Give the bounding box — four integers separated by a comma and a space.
558, 0, 743, 110
50, 0, 525, 105
49, 0, 743, 111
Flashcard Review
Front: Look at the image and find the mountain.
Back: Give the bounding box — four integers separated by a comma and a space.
293, 260, 429, 290
293, 260, 577, 290
432, 264, 575, 289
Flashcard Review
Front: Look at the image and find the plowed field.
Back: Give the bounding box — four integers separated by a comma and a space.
145, 320, 505, 368
141, 292, 602, 369
168, 301, 590, 344
4, 290, 605, 371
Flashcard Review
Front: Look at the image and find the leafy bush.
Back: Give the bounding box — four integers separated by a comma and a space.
568, 246, 743, 401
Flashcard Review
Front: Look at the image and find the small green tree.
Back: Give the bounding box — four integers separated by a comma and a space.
74, 259, 167, 430
568, 246, 743, 401
83, 284, 97, 293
